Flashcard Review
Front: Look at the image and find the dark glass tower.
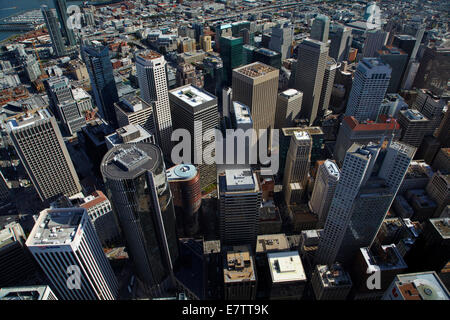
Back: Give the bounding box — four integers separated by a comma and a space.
41, 5, 66, 57
101, 143, 179, 296
82, 42, 119, 128
53, 0, 76, 46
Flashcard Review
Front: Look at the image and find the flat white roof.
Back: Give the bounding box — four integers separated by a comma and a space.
225, 169, 255, 191
171, 85, 214, 107
294, 131, 310, 141
72, 87, 91, 101
281, 89, 301, 98
232, 101, 252, 124
324, 160, 340, 178
267, 251, 306, 283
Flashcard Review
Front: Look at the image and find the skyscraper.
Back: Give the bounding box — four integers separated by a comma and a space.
26, 208, 118, 300
53, 0, 76, 46
283, 131, 312, 205
362, 29, 388, 57
169, 84, 218, 189
114, 93, 155, 135
101, 143, 179, 296
220, 36, 244, 87
334, 116, 401, 166
82, 42, 119, 128
294, 39, 328, 125
412, 89, 446, 136
41, 5, 66, 57
232, 62, 279, 132
269, 22, 294, 60
316, 141, 415, 266
344, 58, 391, 122
309, 160, 340, 228
310, 15, 330, 43
218, 168, 262, 246
376, 46, 409, 93
275, 89, 303, 129
397, 109, 430, 148
7, 109, 81, 202
166, 164, 202, 237
135, 50, 173, 159
318, 57, 339, 119
329, 24, 352, 63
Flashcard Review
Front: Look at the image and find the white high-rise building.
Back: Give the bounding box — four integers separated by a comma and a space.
135, 50, 173, 158
345, 58, 391, 122
275, 89, 303, 129
283, 131, 312, 205
309, 160, 340, 228
315, 141, 415, 265
7, 109, 81, 202
26, 208, 118, 300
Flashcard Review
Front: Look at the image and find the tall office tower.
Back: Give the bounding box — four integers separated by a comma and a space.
414, 44, 450, 96
0, 222, 39, 288
169, 85, 218, 189
41, 5, 66, 57
200, 35, 212, 52
294, 39, 328, 125
82, 42, 119, 128
101, 143, 179, 295
311, 263, 352, 300
223, 246, 257, 300
79, 190, 121, 246
53, 0, 76, 46
215, 23, 232, 52
379, 93, 409, 118
218, 168, 262, 246
397, 109, 430, 148
275, 89, 303, 129
426, 172, 450, 218
392, 35, 416, 58
269, 22, 294, 60
283, 131, 312, 205
377, 46, 409, 93
309, 160, 340, 228
0, 286, 58, 300
383, 271, 450, 300
412, 89, 446, 136
228, 101, 255, 167
344, 58, 391, 122
220, 36, 243, 86
362, 29, 388, 57
45, 76, 85, 135
329, 24, 352, 63
7, 109, 81, 202
318, 57, 339, 119
232, 62, 279, 132
316, 141, 415, 266
135, 50, 173, 159
26, 208, 118, 300
203, 56, 224, 103
115, 93, 155, 135
178, 37, 196, 53
435, 108, 450, 148
334, 116, 401, 166
310, 14, 330, 43
166, 164, 202, 237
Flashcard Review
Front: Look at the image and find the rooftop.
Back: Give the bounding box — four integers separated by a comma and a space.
343, 116, 401, 131
224, 246, 256, 283
293, 131, 310, 141
0, 286, 52, 300
223, 168, 256, 192
232, 101, 252, 125
323, 160, 340, 178
6, 108, 51, 131
137, 49, 162, 60
317, 263, 352, 288
72, 87, 91, 101
166, 164, 198, 182
234, 62, 277, 79
169, 85, 215, 108
255, 233, 289, 253
401, 109, 428, 121
395, 272, 450, 300
27, 208, 85, 246
429, 218, 450, 239
267, 251, 306, 283
280, 89, 302, 99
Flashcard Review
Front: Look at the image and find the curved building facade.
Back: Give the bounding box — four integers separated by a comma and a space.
101, 143, 179, 295
167, 164, 202, 236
